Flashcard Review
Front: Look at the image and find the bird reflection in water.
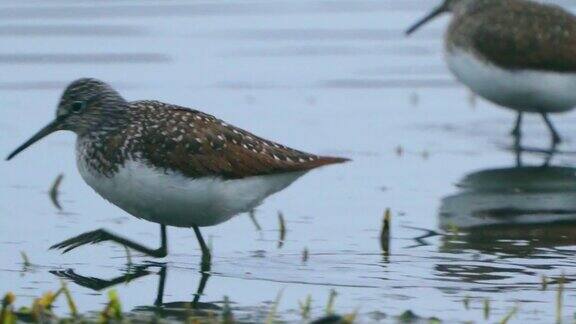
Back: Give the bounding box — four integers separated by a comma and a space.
440, 165, 576, 251
51, 259, 217, 319
436, 146, 576, 283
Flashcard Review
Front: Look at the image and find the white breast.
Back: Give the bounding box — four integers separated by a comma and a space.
445, 47, 576, 113
76, 153, 306, 228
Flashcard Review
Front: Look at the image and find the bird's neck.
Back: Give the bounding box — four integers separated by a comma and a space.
76, 126, 133, 177
75, 107, 131, 137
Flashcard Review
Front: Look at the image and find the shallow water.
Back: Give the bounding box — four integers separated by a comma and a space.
2, 0, 576, 322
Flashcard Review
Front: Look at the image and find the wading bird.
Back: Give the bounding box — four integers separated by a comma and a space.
406, 0, 576, 145
6, 78, 348, 261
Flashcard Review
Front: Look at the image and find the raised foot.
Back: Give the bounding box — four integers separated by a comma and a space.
50, 228, 168, 258
50, 229, 110, 253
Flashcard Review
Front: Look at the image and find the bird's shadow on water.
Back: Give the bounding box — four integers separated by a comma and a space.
407, 145, 576, 289
503, 132, 576, 167
51, 259, 218, 320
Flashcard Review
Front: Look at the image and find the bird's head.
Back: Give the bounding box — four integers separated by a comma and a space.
6, 78, 128, 161
405, 0, 477, 35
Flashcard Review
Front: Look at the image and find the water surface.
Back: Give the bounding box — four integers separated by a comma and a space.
1, 0, 576, 322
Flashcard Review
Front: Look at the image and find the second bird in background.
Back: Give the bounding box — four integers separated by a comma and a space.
406, 0, 576, 146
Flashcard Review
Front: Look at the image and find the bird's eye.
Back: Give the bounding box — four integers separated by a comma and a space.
71, 101, 85, 113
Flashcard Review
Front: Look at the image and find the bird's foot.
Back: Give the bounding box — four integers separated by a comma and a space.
50, 229, 110, 253
50, 228, 168, 258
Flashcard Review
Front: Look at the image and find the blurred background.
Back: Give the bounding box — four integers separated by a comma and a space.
1, 0, 576, 322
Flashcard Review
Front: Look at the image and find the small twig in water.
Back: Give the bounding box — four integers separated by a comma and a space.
20, 251, 31, 268
299, 295, 312, 320
60, 281, 78, 317
380, 209, 391, 254
556, 273, 565, 323
277, 212, 286, 248
421, 150, 430, 159
483, 298, 490, 321
49, 173, 64, 211
265, 289, 283, 324
462, 295, 470, 310
325, 289, 337, 315
302, 247, 309, 263
123, 245, 133, 269
221, 296, 234, 324
499, 303, 519, 324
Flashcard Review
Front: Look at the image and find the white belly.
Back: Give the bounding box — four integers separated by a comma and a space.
77, 157, 305, 227
445, 47, 576, 113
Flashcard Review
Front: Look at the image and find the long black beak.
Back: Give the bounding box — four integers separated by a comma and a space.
405, 4, 447, 36
6, 119, 62, 161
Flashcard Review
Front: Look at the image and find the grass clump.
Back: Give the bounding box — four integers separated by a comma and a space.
325, 289, 337, 315
1, 292, 16, 324
265, 289, 283, 324
100, 290, 122, 322
299, 295, 312, 320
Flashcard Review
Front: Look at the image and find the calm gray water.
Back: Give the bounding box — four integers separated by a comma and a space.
2, 0, 576, 322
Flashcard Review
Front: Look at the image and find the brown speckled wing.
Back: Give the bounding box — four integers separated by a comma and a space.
469, 1, 576, 72
130, 100, 349, 179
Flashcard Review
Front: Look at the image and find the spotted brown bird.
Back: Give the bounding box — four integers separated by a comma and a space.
6, 78, 349, 260
406, 0, 576, 145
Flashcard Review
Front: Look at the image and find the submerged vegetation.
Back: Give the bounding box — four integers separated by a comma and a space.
2, 277, 569, 324
1, 284, 362, 324
4, 206, 573, 323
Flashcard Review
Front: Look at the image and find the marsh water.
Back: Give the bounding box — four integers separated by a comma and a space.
2, 0, 576, 322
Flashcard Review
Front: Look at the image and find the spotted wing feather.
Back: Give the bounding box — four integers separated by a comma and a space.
130, 101, 348, 179
454, 1, 576, 72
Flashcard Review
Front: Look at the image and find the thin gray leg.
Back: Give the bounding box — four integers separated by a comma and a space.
51, 225, 168, 258
192, 225, 211, 262
540, 112, 562, 145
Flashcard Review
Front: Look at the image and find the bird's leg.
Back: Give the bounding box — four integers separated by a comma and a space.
50, 225, 168, 258
513, 142, 523, 167
511, 112, 523, 137
192, 264, 211, 307
192, 225, 211, 263
540, 112, 562, 145
541, 140, 559, 167
189, 225, 212, 308
153, 266, 168, 307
